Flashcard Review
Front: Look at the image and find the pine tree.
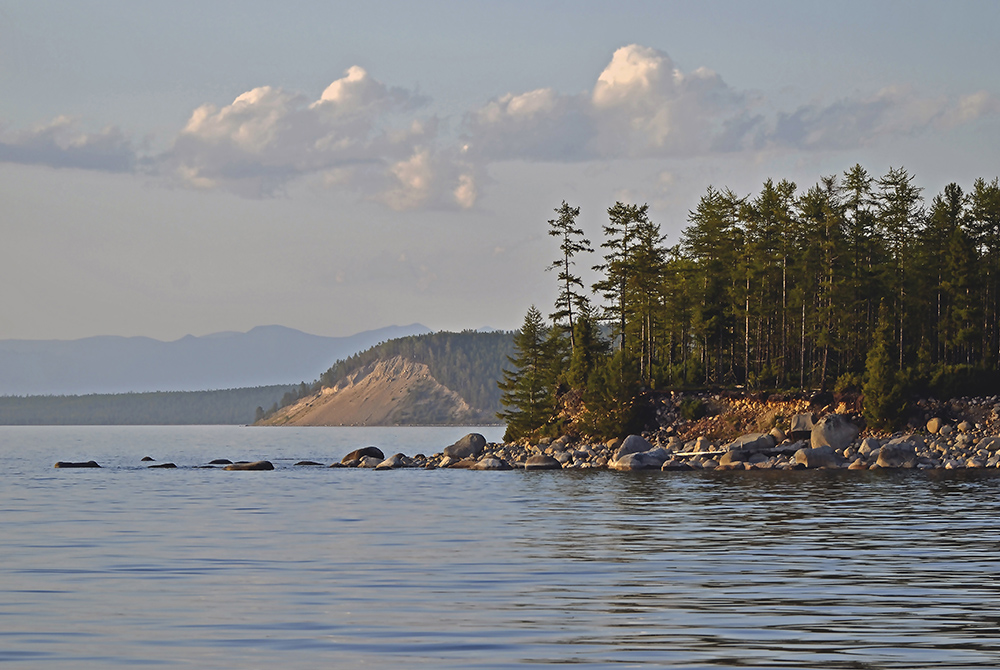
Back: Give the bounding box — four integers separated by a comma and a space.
863, 302, 906, 430
547, 201, 594, 352
497, 306, 556, 440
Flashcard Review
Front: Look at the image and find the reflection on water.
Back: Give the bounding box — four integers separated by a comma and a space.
1, 427, 999, 668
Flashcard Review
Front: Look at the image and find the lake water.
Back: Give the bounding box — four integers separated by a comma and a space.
2, 425, 1000, 669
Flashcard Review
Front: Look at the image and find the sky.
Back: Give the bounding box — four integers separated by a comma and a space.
2, 0, 999, 341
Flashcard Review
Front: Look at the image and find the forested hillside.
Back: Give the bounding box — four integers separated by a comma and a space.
0, 386, 295, 425
498, 167, 1000, 438
317, 330, 514, 412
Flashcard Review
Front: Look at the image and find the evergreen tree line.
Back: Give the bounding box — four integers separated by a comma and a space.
499, 166, 1000, 438
0, 385, 297, 425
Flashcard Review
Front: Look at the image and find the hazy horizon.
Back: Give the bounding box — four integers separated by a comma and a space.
3, 1, 999, 341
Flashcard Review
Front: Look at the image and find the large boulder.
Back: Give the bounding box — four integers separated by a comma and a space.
342, 446, 385, 464
794, 445, 840, 469
876, 437, 918, 468
789, 413, 815, 440
726, 433, 776, 452
614, 434, 654, 460
471, 456, 512, 471
524, 454, 562, 470
719, 449, 747, 466
811, 414, 859, 451
610, 452, 658, 471
443, 433, 487, 460
224, 461, 274, 471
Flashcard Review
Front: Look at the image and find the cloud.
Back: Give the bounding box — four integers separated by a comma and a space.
462, 44, 751, 161
159, 66, 478, 207
2, 46, 996, 209
0, 116, 136, 172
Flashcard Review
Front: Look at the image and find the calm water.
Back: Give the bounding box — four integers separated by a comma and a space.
2, 426, 999, 669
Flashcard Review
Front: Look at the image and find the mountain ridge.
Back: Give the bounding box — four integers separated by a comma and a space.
0, 324, 431, 396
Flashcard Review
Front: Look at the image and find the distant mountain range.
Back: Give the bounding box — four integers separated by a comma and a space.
0, 324, 432, 396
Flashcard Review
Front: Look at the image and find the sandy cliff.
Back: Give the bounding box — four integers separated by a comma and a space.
260, 355, 490, 426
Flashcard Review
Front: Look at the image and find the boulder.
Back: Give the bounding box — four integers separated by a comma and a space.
443, 433, 487, 460
719, 449, 747, 466
926, 417, 945, 434
147, 462, 177, 469
375, 453, 412, 470
661, 458, 693, 471
471, 456, 512, 471
357, 455, 384, 468
876, 438, 918, 468
614, 434, 653, 460
447, 458, 478, 469
524, 454, 562, 470
223, 461, 274, 471
858, 437, 880, 457
811, 414, 859, 451
976, 436, 1000, 452
610, 452, 657, 471
54, 461, 100, 468
209, 458, 233, 465
958, 421, 973, 433
342, 446, 385, 464
694, 436, 713, 452
848, 458, 868, 470
726, 433, 776, 452
794, 445, 840, 469
295, 460, 324, 466
790, 413, 815, 440
769, 427, 787, 443
939, 425, 954, 436
140, 456, 155, 462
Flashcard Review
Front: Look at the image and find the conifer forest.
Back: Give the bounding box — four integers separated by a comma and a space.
499, 165, 1000, 438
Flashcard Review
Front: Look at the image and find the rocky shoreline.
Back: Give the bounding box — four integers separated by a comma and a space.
52, 393, 1000, 472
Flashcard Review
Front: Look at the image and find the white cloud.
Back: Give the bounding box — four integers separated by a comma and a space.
161, 66, 440, 200
2, 46, 996, 209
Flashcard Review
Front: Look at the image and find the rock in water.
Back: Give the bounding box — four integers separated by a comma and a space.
471, 456, 512, 470
443, 433, 487, 460
524, 454, 561, 470
375, 453, 412, 470
148, 463, 177, 468
54, 461, 100, 468
794, 445, 841, 469
614, 434, 653, 460
811, 414, 858, 450
876, 438, 918, 468
341, 446, 385, 464
223, 461, 274, 471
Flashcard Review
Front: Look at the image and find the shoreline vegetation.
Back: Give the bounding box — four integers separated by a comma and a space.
497, 165, 1000, 445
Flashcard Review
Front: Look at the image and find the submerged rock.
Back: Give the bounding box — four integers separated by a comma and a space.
147, 462, 177, 469
54, 461, 100, 468
223, 461, 274, 471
